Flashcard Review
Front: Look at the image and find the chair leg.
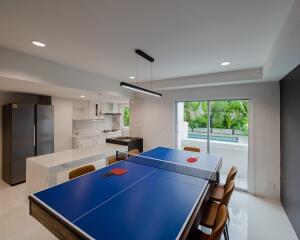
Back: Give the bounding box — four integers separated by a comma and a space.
222, 224, 229, 240
223, 229, 228, 240
225, 224, 230, 240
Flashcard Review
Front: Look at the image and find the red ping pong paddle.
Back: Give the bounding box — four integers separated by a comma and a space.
187, 156, 199, 163
103, 168, 128, 177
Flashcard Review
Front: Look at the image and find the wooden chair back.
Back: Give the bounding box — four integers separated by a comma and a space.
110, 149, 140, 165
225, 167, 237, 187
128, 148, 140, 157
220, 180, 235, 207
183, 146, 201, 153
108, 157, 118, 165
69, 165, 96, 180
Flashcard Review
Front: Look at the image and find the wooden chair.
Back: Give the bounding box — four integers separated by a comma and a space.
210, 167, 237, 202
108, 157, 118, 165
119, 148, 140, 160
108, 149, 140, 165
69, 165, 96, 180
183, 146, 201, 153
208, 205, 228, 240
128, 148, 140, 156
188, 205, 228, 240
200, 180, 235, 240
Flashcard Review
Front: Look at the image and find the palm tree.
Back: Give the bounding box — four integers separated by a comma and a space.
184, 100, 248, 135
184, 102, 208, 131
184, 102, 200, 131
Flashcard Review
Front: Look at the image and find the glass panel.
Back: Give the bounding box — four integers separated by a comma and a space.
209, 100, 249, 190
176, 101, 208, 153
123, 105, 130, 127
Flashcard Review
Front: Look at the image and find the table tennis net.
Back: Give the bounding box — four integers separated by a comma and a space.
117, 151, 219, 182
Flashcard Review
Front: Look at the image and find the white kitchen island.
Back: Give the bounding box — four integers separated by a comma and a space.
26, 143, 127, 195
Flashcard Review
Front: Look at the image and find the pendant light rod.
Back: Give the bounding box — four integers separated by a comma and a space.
120, 82, 162, 97
120, 49, 161, 97
135, 49, 154, 62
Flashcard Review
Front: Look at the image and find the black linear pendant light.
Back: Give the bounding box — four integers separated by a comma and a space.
120, 49, 162, 97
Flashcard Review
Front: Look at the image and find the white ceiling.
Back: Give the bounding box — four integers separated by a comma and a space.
0, 0, 294, 82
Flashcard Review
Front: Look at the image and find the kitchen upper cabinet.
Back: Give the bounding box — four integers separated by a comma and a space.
106, 102, 113, 113
98, 102, 121, 114
103, 102, 121, 114
96, 102, 121, 114
72, 99, 122, 120
100, 102, 108, 114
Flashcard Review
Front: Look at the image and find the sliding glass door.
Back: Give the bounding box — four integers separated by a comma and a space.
177, 101, 209, 153
176, 100, 249, 190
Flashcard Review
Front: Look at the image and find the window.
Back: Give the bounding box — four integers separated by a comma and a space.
123, 106, 130, 127
177, 100, 249, 190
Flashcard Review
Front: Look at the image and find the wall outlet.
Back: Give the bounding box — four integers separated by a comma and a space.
265, 182, 276, 192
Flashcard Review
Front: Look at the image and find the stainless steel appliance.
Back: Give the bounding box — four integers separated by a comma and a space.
2, 103, 54, 185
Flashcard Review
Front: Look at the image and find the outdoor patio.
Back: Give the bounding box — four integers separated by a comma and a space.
180, 135, 248, 190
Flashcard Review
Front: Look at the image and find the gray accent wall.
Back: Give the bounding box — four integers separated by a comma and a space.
280, 64, 300, 238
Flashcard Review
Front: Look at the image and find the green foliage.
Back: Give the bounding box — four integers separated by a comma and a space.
184, 100, 249, 135
184, 102, 207, 131
123, 106, 130, 127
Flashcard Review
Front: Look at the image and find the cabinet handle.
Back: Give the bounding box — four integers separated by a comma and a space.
33, 125, 36, 147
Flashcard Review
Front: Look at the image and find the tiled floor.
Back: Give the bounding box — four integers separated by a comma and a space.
0, 181, 55, 240
0, 180, 298, 240
229, 191, 298, 240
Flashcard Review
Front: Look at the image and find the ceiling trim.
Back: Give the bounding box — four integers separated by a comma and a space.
0, 76, 130, 102
0, 47, 133, 99
263, 0, 300, 82
140, 68, 263, 90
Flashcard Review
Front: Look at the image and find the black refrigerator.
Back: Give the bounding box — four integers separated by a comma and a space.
2, 103, 54, 185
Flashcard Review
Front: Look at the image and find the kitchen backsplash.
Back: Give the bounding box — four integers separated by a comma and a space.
73, 115, 120, 135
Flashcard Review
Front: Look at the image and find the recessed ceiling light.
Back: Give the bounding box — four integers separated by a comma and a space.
32, 41, 46, 47
129, 76, 135, 79
221, 61, 231, 66
80, 95, 85, 98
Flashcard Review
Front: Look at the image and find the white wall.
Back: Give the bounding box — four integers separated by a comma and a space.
130, 82, 280, 199
52, 97, 73, 152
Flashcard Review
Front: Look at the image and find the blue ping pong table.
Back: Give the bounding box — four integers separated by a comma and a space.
29, 147, 222, 240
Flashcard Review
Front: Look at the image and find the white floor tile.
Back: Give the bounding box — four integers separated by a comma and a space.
229, 191, 298, 240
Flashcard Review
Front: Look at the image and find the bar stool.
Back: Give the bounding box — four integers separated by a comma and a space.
69, 165, 96, 180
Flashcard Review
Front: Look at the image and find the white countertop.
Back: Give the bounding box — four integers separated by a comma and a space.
72, 131, 122, 139
27, 143, 127, 168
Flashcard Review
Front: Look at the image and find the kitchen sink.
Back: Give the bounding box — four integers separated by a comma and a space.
112, 137, 138, 141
